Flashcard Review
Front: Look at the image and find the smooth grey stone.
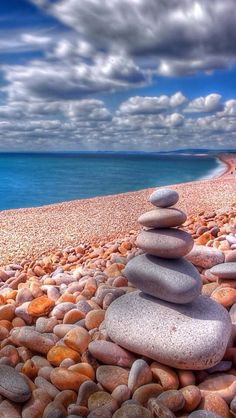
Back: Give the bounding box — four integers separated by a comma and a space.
210, 262, 236, 279
149, 189, 179, 207
226, 235, 236, 245
206, 360, 232, 373
138, 208, 187, 228
185, 245, 225, 268
105, 291, 231, 370
189, 412, 220, 418
136, 228, 193, 258
0, 365, 32, 402
124, 254, 202, 304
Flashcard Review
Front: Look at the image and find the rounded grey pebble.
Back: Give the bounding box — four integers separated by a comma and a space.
189, 411, 221, 418
0, 365, 32, 403
230, 395, 236, 413
185, 245, 225, 268
124, 254, 202, 304
138, 208, 186, 228
210, 262, 236, 279
149, 189, 179, 208
105, 291, 231, 370
136, 228, 194, 259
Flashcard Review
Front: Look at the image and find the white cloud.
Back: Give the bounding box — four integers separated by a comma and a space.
3, 52, 147, 101
184, 94, 223, 113
30, 0, 236, 75
119, 92, 187, 114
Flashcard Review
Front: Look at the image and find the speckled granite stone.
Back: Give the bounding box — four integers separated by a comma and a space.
105, 291, 231, 370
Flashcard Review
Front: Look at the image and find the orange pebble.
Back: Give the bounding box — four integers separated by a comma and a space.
12, 317, 26, 327
47, 346, 81, 366
0, 320, 12, 331
63, 309, 85, 324
28, 295, 55, 316
85, 310, 105, 330
211, 287, 236, 308
57, 294, 76, 304
68, 363, 95, 380
50, 367, 90, 391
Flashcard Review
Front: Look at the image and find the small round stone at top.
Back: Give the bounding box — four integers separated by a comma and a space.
149, 188, 179, 208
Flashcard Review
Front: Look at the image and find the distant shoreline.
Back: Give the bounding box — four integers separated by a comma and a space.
0, 152, 235, 265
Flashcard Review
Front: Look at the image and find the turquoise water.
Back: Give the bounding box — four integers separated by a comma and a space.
0, 152, 224, 211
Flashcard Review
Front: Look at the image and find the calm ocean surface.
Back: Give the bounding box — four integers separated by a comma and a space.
0, 153, 225, 211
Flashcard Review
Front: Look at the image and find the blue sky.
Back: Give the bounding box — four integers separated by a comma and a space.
0, 0, 236, 151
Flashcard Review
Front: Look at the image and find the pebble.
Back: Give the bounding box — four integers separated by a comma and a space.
148, 189, 179, 207
34, 376, 60, 398
147, 398, 176, 417
77, 381, 100, 406
105, 291, 231, 370
0, 305, 15, 321
88, 340, 136, 367
88, 391, 118, 413
138, 208, 186, 228
27, 295, 54, 316
180, 385, 202, 412
47, 346, 81, 366
21, 388, 51, 418
189, 411, 221, 418
64, 326, 91, 354
198, 393, 231, 418
96, 365, 129, 392
42, 401, 67, 418
150, 362, 179, 390
11, 327, 54, 354
124, 254, 202, 304
156, 390, 185, 411
211, 287, 236, 308
128, 359, 152, 393
225, 250, 236, 263
0, 365, 31, 402
136, 228, 194, 258
132, 383, 163, 405
0, 400, 21, 418
111, 385, 131, 405
185, 245, 225, 268
178, 370, 196, 387
50, 367, 90, 391
113, 404, 152, 417
210, 262, 236, 279
198, 374, 236, 403
85, 309, 105, 330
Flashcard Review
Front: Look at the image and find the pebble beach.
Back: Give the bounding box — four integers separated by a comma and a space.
0, 154, 236, 417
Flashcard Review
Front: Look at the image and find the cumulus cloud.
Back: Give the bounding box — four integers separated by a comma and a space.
0, 91, 235, 151
3, 52, 147, 101
30, 0, 236, 75
119, 92, 187, 114
184, 94, 223, 113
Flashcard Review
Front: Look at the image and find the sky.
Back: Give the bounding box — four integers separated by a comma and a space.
0, 0, 236, 151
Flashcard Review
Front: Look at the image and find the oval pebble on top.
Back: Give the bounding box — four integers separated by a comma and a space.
138, 208, 187, 229
149, 189, 179, 208
210, 262, 236, 279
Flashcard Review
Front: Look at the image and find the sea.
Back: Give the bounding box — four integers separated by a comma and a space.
0, 152, 226, 211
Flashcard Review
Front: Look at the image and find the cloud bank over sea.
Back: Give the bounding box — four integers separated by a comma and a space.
0, 0, 236, 150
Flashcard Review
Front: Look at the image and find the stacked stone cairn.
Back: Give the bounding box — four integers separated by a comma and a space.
105, 188, 232, 370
